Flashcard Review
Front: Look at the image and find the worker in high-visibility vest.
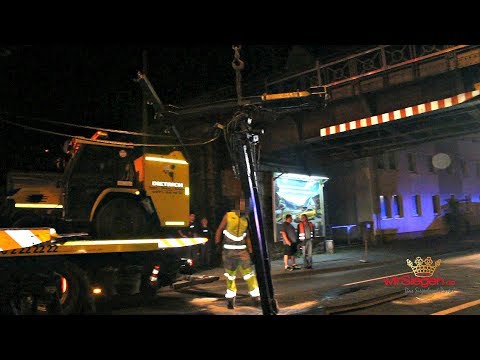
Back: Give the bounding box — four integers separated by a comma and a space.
297, 213, 315, 269
215, 197, 260, 309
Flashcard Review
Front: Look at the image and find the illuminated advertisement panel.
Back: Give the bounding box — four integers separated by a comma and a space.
272, 172, 329, 242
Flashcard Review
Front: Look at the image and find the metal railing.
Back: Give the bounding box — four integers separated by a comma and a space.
182, 45, 480, 107
264, 45, 477, 95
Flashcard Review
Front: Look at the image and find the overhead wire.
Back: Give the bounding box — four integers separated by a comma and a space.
0, 112, 192, 139
0, 46, 272, 153
0, 115, 221, 148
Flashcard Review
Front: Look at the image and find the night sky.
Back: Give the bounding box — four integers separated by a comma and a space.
1, 45, 290, 118
0, 44, 370, 121
0, 44, 372, 173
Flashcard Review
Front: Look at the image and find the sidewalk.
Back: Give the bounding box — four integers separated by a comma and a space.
193, 232, 480, 314
195, 246, 399, 280
197, 233, 480, 279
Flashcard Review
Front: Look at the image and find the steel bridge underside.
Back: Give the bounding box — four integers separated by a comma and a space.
262, 97, 480, 168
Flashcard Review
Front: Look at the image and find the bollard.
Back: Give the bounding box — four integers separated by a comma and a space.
359, 221, 373, 263
360, 235, 368, 263
325, 239, 334, 254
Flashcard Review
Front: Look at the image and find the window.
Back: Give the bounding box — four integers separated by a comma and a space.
392, 195, 403, 218
476, 162, 480, 177
387, 152, 397, 170
432, 195, 441, 215
73, 146, 115, 175
412, 195, 422, 216
379, 195, 391, 219
407, 153, 416, 172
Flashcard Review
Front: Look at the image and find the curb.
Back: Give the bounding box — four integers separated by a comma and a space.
194, 245, 477, 283
270, 245, 478, 281
270, 259, 396, 280
194, 259, 397, 281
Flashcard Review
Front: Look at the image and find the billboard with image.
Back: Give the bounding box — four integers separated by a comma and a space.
273, 172, 329, 242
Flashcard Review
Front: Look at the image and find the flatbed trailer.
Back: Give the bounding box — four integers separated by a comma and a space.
0, 228, 218, 314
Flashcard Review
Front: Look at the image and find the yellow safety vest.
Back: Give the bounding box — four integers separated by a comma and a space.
223, 211, 249, 247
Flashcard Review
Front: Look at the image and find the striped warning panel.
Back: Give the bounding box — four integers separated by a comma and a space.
58, 237, 208, 249
0, 228, 56, 251
0, 237, 208, 257
320, 90, 480, 137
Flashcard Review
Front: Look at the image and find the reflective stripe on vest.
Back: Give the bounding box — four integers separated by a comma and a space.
223, 244, 247, 250
305, 223, 312, 239
299, 222, 312, 240
223, 229, 246, 242
225, 211, 248, 237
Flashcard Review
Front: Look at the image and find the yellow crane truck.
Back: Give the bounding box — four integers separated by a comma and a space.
0, 130, 190, 238
0, 70, 224, 315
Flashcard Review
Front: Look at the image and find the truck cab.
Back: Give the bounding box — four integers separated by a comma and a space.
1, 131, 191, 239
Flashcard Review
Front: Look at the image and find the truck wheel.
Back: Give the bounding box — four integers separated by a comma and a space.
7, 261, 92, 315
51, 261, 94, 315
94, 198, 150, 239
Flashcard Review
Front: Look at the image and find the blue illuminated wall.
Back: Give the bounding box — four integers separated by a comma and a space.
325, 135, 480, 241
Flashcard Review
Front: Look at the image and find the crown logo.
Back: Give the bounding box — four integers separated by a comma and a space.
406, 256, 441, 277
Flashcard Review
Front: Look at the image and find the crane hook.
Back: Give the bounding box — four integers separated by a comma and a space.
232, 45, 244, 70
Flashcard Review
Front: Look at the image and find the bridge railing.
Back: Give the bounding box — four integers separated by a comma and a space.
264, 45, 480, 99
181, 45, 480, 107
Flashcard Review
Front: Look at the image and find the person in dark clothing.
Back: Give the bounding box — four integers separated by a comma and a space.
280, 214, 301, 271
298, 213, 314, 269
178, 213, 198, 238
199, 216, 215, 267
178, 213, 199, 264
